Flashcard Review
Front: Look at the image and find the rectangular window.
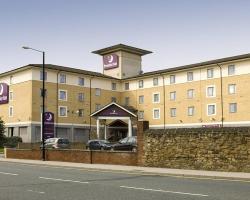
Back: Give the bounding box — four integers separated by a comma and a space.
207, 86, 215, 97
9, 91, 13, 101
40, 71, 47, 81
228, 84, 236, 94
95, 88, 101, 96
78, 109, 84, 117
139, 80, 144, 88
40, 88, 47, 97
153, 93, 160, 103
139, 95, 144, 104
207, 68, 214, 78
170, 75, 175, 84
125, 97, 130, 106
138, 111, 144, 120
59, 106, 67, 117
153, 77, 158, 86
170, 108, 176, 117
153, 108, 160, 119
170, 91, 176, 101
10, 76, 13, 84
207, 104, 216, 115
188, 106, 194, 116
111, 97, 117, 102
112, 82, 117, 90
59, 74, 66, 83
78, 93, 84, 102
78, 77, 84, 86
95, 104, 101, 111
125, 82, 129, 90
59, 90, 67, 101
229, 103, 237, 113
187, 89, 194, 99
9, 106, 13, 117
187, 72, 193, 81
228, 65, 235, 75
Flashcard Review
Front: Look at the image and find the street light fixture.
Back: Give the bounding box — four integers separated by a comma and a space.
22, 46, 46, 161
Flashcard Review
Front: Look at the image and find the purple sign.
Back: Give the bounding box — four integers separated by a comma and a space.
0, 83, 9, 104
44, 112, 55, 139
103, 54, 119, 70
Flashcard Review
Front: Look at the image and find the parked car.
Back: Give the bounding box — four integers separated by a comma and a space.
41, 138, 70, 149
110, 136, 137, 152
86, 140, 112, 150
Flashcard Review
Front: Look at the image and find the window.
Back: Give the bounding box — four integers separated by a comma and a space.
59, 106, 67, 117
207, 104, 216, 115
153, 108, 160, 119
228, 84, 236, 94
78, 93, 84, 102
40, 88, 47, 97
139, 95, 144, 104
95, 88, 101, 96
125, 97, 130, 106
10, 76, 13, 84
153, 93, 160, 103
125, 82, 129, 90
111, 82, 117, 90
170, 108, 176, 117
170, 91, 176, 101
207, 68, 214, 78
187, 72, 193, 81
111, 97, 117, 102
9, 106, 13, 117
78, 109, 84, 117
229, 103, 237, 113
59, 90, 67, 101
138, 80, 144, 88
228, 65, 235, 75
78, 77, 84, 86
95, 104, 101, 111
207, 86, 215, 97
59, 74, 66, 83
40, 71, 47, 81
187, 89, 194, 99
9, 91, 13, 101
138, 111, 144, 120
188, 106, 194, 116
153, 77, 158, 86
170, 75, 175, 84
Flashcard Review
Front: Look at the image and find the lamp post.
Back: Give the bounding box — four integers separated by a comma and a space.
22, 46, 46, 161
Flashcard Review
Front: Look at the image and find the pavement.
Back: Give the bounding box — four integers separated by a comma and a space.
0, 156, 250, 181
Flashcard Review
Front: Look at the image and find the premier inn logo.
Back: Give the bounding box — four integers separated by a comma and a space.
0, 83, 9, 104
103, 54, 118, 70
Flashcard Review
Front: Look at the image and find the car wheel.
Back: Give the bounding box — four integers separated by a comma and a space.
132, 147, 137, 152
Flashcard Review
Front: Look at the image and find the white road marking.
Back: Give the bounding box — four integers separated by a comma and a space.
27, 189, 45, 194
39, 176, 89, 184
0, 171, 18, 176
120, 186, 209, 197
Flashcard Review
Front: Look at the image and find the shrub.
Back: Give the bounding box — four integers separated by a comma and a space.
4, 136, 22, 148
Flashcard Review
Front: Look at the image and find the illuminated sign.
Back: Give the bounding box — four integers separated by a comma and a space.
103, 54, 119, 70
0, 83, 9, 104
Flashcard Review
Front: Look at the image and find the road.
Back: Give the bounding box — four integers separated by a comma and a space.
0, 161, 249, 200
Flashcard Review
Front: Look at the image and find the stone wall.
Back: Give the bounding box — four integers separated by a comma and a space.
141, 127, 250, 172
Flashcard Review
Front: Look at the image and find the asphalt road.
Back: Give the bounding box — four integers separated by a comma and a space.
0, 162, 249, 200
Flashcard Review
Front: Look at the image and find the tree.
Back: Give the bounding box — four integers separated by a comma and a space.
0, 117, 6, 147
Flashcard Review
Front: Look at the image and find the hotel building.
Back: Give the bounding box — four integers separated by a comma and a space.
0, 44, 250, 143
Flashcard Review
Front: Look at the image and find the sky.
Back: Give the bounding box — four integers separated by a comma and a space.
1, 0, 250, 74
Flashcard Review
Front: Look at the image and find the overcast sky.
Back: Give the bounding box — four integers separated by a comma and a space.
1, 0, 250, 74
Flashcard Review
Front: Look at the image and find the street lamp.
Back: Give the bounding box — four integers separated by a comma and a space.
22, 46, 46, 161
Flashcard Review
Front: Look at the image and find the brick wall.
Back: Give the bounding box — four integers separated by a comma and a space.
140, 127, 250, 172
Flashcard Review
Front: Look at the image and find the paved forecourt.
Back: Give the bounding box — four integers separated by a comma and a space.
0, 160, 249, 200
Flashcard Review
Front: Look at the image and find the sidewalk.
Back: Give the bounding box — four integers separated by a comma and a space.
0, 157, 250, 181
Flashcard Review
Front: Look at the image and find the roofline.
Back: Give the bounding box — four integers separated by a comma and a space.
90, 102, 137, 117
122, 53, 250, 80
92, 44, 152, 56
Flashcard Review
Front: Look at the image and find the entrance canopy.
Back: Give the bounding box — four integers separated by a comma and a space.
90, 102, 137, 139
